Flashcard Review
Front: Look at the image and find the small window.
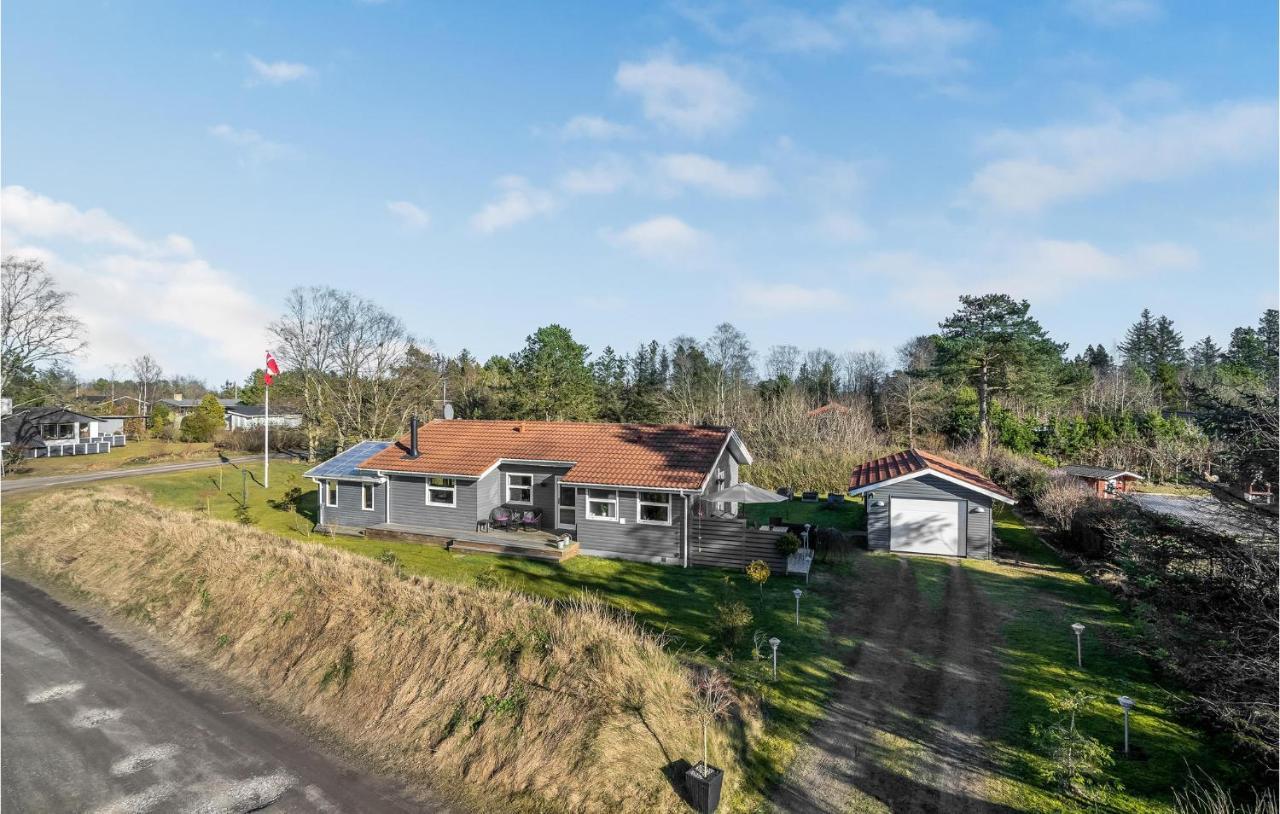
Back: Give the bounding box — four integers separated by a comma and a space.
426, 476, 456, 507
361, 482, 375, 511
587, 489, 618, 521
637, 491, 671, 525
507, 473, 533, 504
325, 480, 338, 507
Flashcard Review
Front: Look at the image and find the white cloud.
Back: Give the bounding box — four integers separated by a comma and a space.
386, 200, 431, 230
605, 215, 708, 260
1066, 0, 1161, 26
0, 186, 271, 375
969, 100, 1276, 212
676, 2, 985, 79
558, 158, 634, 196
653, 153, 772, 198
835, 3, 986, 78
470, 176, 556, 233
209, 124, 292, 165
861, 237, 1198, 313
560, 114, 634, 141
815, 211, 871, 243
736, 282, 848, 312
246, 55, 315, 85
615, 56, 750, 137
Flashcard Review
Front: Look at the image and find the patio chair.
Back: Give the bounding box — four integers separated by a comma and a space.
520, 508, 542, 531
801, 490, 819, 503
490, 506, 514, 530
776, 486, 794, 499
768, 516, 784, 528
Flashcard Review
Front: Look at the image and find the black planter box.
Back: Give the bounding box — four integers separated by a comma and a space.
685, 762, 723, 814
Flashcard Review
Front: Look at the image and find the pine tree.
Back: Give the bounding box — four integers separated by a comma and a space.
1151, 315, 1186, 368
1223, 327, 1268, 376
1259, 309, 1278, 362
1189, 336, 1220, 371
1118, 309, 1156, 372
591, 346, 628, 422
508, 325, 597, 421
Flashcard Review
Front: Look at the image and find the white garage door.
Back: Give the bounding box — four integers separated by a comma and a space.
890, 498, 961, 556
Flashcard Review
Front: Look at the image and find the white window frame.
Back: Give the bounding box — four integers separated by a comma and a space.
636, 491, 672, 526
425, 476, 457, 508
325, 480, 338, 507
586, 488, 619, 522
361, 482, 376, 511
506, 473, 534, 505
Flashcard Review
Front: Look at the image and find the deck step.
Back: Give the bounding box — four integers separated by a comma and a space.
450, 539, 580, 562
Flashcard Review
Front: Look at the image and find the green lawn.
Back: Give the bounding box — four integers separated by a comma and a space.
4, 438, 224, 479
742, 493, 865, 531
970, 505, 1240, 811
31, 462, 843, 809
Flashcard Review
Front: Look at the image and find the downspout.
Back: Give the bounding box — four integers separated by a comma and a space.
316, 479, 324, 527
682, 492, 690, 568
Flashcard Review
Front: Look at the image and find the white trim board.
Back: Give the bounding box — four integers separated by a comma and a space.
848, 468, 1016, 505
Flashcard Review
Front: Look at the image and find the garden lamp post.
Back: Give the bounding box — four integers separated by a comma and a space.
1117, 696, 1134, 756
769, 637, 781, 681
1071, 622, 1085, 668
792, 588, 803, 625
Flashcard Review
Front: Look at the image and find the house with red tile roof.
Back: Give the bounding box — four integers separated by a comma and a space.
848, 448, 1016, 559
305, 418, 753, 566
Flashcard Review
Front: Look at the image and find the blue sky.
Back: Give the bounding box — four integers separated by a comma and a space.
2, 0, 1276, 384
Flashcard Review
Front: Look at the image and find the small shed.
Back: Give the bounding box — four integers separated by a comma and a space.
1058, 465, 1143, 499
848, 449, 1017, 559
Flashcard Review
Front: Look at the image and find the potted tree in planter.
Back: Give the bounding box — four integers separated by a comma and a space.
686, 667, 735, 814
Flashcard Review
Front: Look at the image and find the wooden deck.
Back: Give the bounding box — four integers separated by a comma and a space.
364, 522, 580, 563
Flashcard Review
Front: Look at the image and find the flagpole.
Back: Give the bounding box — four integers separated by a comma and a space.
264, 379, 270, 488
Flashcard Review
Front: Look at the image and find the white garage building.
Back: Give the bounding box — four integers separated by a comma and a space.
849, 449, 1017, 559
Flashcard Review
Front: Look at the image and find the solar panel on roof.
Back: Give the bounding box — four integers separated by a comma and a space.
304, 441, 392, 479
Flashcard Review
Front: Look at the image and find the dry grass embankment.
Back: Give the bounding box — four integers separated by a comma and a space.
4, 488, 759, 813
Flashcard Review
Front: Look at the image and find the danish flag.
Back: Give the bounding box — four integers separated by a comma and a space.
264, 351, 280, 386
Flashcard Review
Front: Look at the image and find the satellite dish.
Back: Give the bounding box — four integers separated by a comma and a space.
443, 402, 455, 420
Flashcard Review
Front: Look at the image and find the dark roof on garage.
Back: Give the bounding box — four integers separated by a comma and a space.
1059, 465, 1143, 481
848, 448, 1016, 503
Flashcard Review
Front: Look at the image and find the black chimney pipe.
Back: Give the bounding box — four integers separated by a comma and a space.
408, 414, 420, 458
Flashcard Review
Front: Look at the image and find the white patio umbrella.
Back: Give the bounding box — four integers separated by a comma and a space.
707, 482, 788, 504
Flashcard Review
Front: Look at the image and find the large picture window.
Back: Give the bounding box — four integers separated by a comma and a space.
506, 473, 533, 504
325, 480, 338, 507
426, 476, 457, 507
587, 489, 618, 521
361, 482, 375, 511
637, 491, 671, 525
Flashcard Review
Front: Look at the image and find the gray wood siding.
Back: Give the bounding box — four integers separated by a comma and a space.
318, 479, 383, 529
387, 474, 478, 532
474, 469, 501, 521
576, 488, 687, 564
497, 463, 568, 531
862, 474, 993, 559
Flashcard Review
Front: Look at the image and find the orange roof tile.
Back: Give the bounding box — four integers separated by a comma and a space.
847, 448, 1015, 501
356, 420, 738, 490
806, 402, 850, 418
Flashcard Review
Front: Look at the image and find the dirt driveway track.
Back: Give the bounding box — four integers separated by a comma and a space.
774, 555, 1015, 814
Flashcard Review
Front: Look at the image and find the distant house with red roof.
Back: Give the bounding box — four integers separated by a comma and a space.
806, 402, 850, 419
848, 448, 1016, 559
305, 418, 753, 567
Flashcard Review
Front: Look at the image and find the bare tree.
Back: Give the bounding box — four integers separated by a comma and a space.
270, 287, 418, 459
1, 256, 86, 392
130, 355, 163, 416
704, 323, 754, 426
765, 344, 800, 381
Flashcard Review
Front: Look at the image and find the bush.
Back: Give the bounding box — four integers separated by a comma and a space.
775, 533, 800, 558
745, 560, 770, 596
712, 601, 753, 646
1030, 690, 1114, 797
1035, 475, 1095, 532
216, 427, 308, 453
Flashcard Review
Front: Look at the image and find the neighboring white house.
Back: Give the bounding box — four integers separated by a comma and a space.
155, 395, 240, 427
224, 404, 303, 431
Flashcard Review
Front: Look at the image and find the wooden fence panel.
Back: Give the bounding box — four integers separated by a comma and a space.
689, 517, 786, 571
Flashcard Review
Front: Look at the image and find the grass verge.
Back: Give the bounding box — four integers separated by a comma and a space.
7, 463, 842, 810
3, 488, 766, 813
970, 505, 1241, 812
4, 438, 222, 478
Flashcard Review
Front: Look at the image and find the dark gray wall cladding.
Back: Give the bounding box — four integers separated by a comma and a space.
387, 473, 478, 532
862, 473, 994, 560
496, 463, 568, 530
318, 479, 384, 529
575, 487, 687, 563
697, 443, 736, 514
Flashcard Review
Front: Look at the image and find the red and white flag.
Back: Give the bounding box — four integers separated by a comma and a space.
264, 351, 280, 386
